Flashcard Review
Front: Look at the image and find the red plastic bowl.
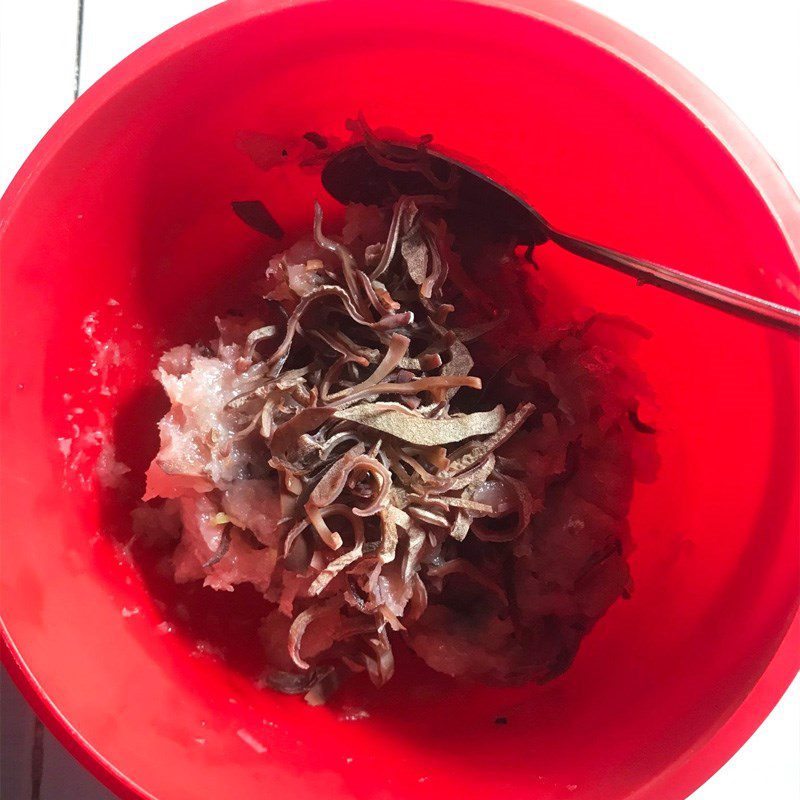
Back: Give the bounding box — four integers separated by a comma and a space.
1, 1, 798, 798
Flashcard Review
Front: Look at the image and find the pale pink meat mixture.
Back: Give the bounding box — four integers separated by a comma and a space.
142, 200, 657, 697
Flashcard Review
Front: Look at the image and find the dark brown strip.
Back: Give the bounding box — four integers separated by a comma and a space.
231, 200, 284, 240
30, 717, 44, 800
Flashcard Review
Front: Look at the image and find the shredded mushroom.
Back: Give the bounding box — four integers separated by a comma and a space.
214, 194, 543, 691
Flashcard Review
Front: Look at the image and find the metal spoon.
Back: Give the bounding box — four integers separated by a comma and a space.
322, 143, 800, 334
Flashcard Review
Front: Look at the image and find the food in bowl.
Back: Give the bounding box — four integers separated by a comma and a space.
140, 133, 657, 703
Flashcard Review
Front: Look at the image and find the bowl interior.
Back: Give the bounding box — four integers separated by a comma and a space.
1, 2, 798, 799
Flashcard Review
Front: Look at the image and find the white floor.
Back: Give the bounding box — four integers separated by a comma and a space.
1, 1, 798, 798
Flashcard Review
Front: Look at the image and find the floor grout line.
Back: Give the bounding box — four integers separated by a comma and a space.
73, 0, 85, 100
30, 716, 44, 800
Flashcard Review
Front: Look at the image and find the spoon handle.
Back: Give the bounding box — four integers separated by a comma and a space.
547, 229, 800, 334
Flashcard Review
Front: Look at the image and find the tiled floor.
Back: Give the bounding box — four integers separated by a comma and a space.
1, 1, 798, 798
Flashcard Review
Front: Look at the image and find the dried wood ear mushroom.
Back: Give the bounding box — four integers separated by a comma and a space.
142, 130, 658, 702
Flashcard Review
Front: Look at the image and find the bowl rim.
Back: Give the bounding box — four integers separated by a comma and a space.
1, 1, 798, 799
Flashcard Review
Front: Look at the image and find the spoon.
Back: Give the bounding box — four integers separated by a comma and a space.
322, 143, 800, 334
